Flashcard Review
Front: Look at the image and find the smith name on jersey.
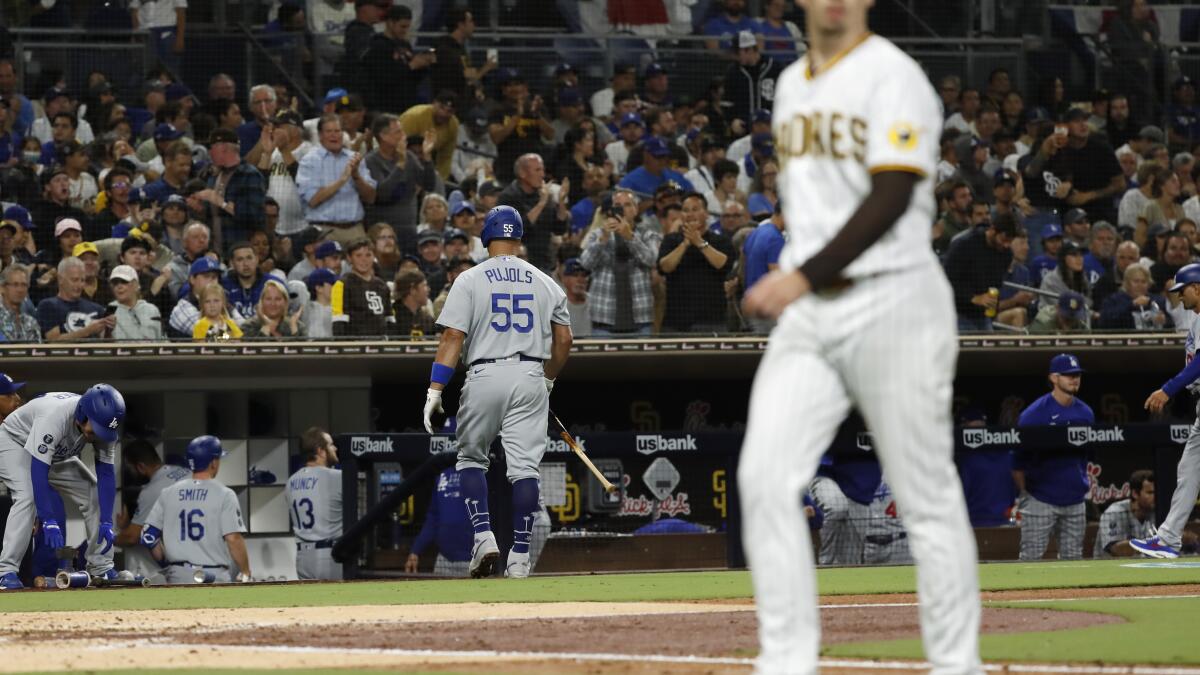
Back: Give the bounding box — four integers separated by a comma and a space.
772, 33, 942, 280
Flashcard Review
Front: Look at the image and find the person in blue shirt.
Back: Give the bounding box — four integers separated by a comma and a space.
405, 467, 473, 576
1013, 353, 1094, 561
1028, 222, 1063, 285
756, 0, 804, 66
810, 452, 881, 565
955, 408, 1017, 527
703, 0, 758, 52
618, 138, 693, 209
742, 210, 785, 334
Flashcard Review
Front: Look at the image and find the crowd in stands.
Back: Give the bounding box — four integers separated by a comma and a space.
0, 0, 1195, 342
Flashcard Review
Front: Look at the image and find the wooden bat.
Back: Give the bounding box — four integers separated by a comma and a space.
550, 411, 618, 494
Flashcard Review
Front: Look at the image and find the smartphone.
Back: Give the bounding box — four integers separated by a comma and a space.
486, 48, 499, 63
1054, 124, 1068, 138
102, 305, 118, 318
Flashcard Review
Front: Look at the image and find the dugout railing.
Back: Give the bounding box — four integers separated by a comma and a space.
334, 422, 1196, 577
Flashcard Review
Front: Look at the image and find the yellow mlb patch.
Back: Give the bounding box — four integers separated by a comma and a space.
887, 123, 918, 151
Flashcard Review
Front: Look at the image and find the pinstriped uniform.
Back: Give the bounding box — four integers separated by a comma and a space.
739, 33, 981, 675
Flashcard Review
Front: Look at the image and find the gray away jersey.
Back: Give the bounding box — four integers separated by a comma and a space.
145, 478, 246, 567
285, 466, 343, 541
436, 255, 570, 364
1, 393, 117, 467
122, 464, 191, 574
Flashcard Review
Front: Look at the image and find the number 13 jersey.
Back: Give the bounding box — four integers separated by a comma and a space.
436, 254, 569, 365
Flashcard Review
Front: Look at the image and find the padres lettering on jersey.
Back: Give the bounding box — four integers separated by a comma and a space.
772, 33, 942, 279
331, 273, 394, 336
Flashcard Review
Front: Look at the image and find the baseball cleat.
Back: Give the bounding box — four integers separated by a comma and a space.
469, 531, 499, 578
505, 551, 530, 579
94, 569, 118, 581
1130, 536, 1180, 558
0, 572, 23, 589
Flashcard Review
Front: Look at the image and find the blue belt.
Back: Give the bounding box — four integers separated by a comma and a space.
470, 354, 542, 368
296, 539, 334, 551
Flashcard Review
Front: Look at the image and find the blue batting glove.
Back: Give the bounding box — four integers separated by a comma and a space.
42, 520, 64, 550
98, 522, 115, 555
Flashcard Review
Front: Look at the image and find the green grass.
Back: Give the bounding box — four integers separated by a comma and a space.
0, 559, 1196, 613
827, 596, 1200, 665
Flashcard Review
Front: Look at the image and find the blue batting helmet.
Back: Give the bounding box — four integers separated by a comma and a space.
74, 384, 125, 443
1169, 263, 1200, 294
480, 205, 524, 247
187, 435, 228, 472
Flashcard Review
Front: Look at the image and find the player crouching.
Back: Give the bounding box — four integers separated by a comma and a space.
140, 436, 252, 583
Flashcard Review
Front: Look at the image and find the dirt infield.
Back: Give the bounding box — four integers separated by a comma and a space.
0, 584, 1191, 674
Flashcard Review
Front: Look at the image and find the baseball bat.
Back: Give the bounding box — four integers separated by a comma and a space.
550, 410, 618, 494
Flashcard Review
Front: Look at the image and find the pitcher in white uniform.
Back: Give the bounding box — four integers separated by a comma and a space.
424, 204, 573, 579
738, 0, 981, 672
286, 426, 343, 580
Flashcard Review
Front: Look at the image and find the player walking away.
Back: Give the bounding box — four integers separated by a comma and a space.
141, 435, 251, 584
1095, 470, 1158, 558
406, 466, 473, 576
738, 0, 981, 671
1134, 264, 1200, 558
0, 384, 124, 589
285, 426, 343, 580
115, 440, 191, 584
1013, 354, 1093, 561
424, 205, 572, 579
0, 374, 24, 424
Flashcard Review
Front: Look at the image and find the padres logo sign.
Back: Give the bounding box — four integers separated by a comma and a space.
887, 122, 918, 151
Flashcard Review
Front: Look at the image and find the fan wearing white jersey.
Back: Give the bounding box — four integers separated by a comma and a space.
739, 1, 982, 673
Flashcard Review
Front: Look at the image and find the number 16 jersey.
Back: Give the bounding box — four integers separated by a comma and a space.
145, 478, 246, 567
436, 254, 570, 365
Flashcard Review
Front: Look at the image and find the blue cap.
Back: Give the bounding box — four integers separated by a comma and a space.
163, 193, 187, 208
452, 201, 476, 216
324, 88, 348, 105
315, 240, 343, 259
3, 205, 33, 230
306, 267, 337, 290
0, 373, 25, 395
1056, 294, 1089, 323
497, 67, 523, 85
753, 109, 772, 125
154, 123, 184, 142
993, 169, 1016, 185
165, 83, 192, 101
619, 112, 644, 128
1023, 106, 1051, 124
554, 62, 577, 75
1040, 222, 1063, 241
443, 227, 469, 243
563, 257, 588, 276
557, 88, 582, 107
643, 136, 671, 158
645, 63, 667, 77
43, 87, 69, 103
1049, 352, 1084, 374
751, 132, 774, 154
189, 257, 221, 277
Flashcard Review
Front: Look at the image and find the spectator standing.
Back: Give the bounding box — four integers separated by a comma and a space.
129, 0, 187, 74
362, 6, 435, 115
1048, 109, 1125, 224
196, 128, 266, 253
257, 110, 313, 239
657, 192, 734, 332
1094, 470, 1157, 558
1106, 94, 1138, 151
619, 138, 694, 209
141, 141, 192, 208
453, 107, 497, 183
430, 8, 496, 105
296, 115, 377, 247
723, 31, 782, 138
392, 269, 436, 338
579, 190, 658, 336
399, 92, 460, 182
365, 114, 438, 255
490, 71, 555, 185
1014, 354, 1094, 561
498, 154, 570, 272
37, 257, 109, 341
1106, 0, 1161, 123
0, 265, 41, 342
703, 0, 757, 52
107, 265, 163, 340
1099, 263, 1167, 330
590, 66, 637, 126
756, 0, 804, 66
237, 84, 279, 159
332, 238, 393, 336
942, 213, 1019, 331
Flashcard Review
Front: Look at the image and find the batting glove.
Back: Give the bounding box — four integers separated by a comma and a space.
42, 520, 64, 550
544, 377, 555, 394
423, 388, 444, 434
98, 521, 115, 555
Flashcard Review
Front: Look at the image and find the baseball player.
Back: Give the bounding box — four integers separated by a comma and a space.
114, 439, 191, 583
0, 374, 23, 424
809, 454, 877, 564
1135, 263, 1200, 558
0, 384, 125, 589
862, 479, 912, 565
1013, 354, 1093, 561
1095, 469, 1156, 558
140, 435, 251, 583
738, 0, 981, 671
285, 426, 342, 580
424, 204, 572, 579
406, 466, 473, 576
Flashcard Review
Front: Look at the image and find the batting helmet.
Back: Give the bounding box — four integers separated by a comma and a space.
1169, 263, 1200, 293
74, 384, 125, 443
480, 205, 524, 247
186, 435, 228, 472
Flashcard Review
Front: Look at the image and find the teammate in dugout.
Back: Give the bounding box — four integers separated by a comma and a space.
1013, 354, 1093, 561
737, 0, 981, 670
285, 426, 343, 580
1094, 469, 1158, 558
1134, 263, 1200, 558
114, 440, 191, 584
424, 204, 572, 579
141, 435, 252, 583
0, 384, 124, 589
